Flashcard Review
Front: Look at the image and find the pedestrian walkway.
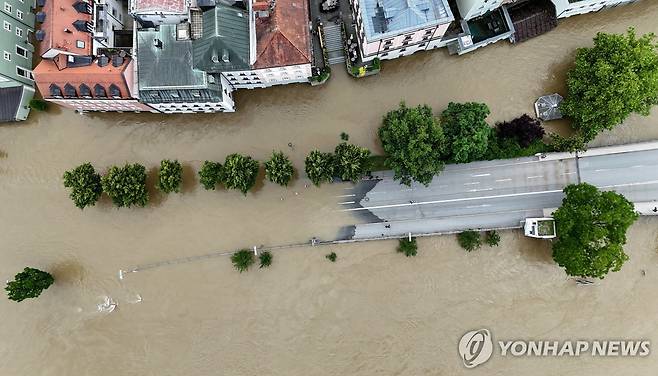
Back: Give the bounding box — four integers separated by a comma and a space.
324, 23, 346, 65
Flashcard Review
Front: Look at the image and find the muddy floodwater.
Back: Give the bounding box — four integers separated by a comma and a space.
2, 2, 658, 374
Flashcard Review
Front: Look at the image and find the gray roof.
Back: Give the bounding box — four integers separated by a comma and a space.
137, 25, 207, 90
359, 0, 453, 41
0, 86, 23, 122
192, 4, 251, 73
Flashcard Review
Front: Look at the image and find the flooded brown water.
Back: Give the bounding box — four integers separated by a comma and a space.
2, 2, 658, 374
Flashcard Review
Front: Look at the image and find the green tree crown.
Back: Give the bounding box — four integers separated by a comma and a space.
157, 159, 183, 194
305, 150, 335, 186
232, 249, 255, 273
397, 237, 418, 257
458, 230, 481, 252
199, 161, 223, 190
552, 183, 638, 279
561, 28, 658, 141
63, 162, 103, 209
5, 267, 54, 302
101, 163, 149, 208
222, 154, 260, 195
378, 103, 445, 186
334, 142, 371, 182
441, 102, 492, 164
264, 151, 294, 187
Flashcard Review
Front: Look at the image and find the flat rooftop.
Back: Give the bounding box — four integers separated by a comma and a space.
358, 0, 454, 41
132, 0, 188, 14
137, 25, 206, 90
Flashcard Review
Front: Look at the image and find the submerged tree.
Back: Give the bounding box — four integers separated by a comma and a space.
264, 151, 294, 187
378, 103, 445, 186
259, 251, 273, 268
458, 230, 481, 252
222, 154, 260, 195
157, 159, 183, 193
325, 252, 337, 262
485, 230, 500, 247
333, 142, 371, 182
552, 183, 638, 279
101, 163, 149, 208
496, 114, 545, 148
561, 28, 658, 141
5, 267, 54, 302
397, 237, 418, 257
305, 150, 335, 186
198, 161, 223, 190
63, 162, 103, 209
231, 249, 255, 273
441, 102, 492, 164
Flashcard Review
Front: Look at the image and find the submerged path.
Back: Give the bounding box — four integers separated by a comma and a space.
343, 142, 658, 239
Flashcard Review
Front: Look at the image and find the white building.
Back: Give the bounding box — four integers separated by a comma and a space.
129, 0, 189, 27
551, 0, 638, 18
457, 0, 520, 20
350, 0, 455, 62
223, 0, 312, 89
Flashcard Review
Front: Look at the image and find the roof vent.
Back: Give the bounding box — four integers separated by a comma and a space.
35, 30, 46, 41
36, 0, 46, 7
211, 55, 219, 63
97, 55, 109, 67
222, 49, 230, 63
36, 12, 46, 23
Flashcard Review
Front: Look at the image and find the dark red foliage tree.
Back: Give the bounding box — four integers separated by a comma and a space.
496, 114, 545, 148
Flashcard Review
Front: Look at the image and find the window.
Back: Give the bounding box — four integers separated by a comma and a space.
16, 9, 22, 20
15, 27, 22, 37
76, 40, 85, 48
17, 67, 32, 80
4, 2, 11, 13
3, 21, 10, 31
3, 51, 10, 61
15, 45, 27, 58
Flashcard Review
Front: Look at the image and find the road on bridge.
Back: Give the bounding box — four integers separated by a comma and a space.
340, 143, 658, 239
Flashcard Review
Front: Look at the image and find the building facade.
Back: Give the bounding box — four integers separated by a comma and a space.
0, 0, 36, 122
350, 0, 454, 62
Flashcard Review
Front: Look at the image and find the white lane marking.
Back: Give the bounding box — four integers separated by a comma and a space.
468, 188, 494, 192
464, 182, 480, 186
631, 165, 644, 168
495, 178, 512, 182
472, 173, 491, 177
594, 169, 609, 172
561, 172, 577, 175
342, 189, 564, 212
466, 204, 491, 209
402, 188, 414, 192
339, 201, 355, 205
527, 175, 543, 179
336, 194, 356, 198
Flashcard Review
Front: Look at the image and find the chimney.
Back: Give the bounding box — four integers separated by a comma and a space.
64, 28, 72, 33
153, 38, 162, 48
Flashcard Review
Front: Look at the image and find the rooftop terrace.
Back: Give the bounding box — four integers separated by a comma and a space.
359, 0, 454, 41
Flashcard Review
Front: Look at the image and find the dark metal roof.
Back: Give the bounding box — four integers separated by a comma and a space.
97, 55, 109, 67
73, 20, 91, 33
192, 4, 251, 73
36, 0, 46, 7
36, 12, 46, 23
0, 86, 23, 122
111, 55, 124, 67
67, 55, 93, 67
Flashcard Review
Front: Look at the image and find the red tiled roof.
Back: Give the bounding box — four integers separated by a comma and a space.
38, 0, 92, 57
133, 0, 187, 14
33, 57, 133, 99
253, 0, 311, 69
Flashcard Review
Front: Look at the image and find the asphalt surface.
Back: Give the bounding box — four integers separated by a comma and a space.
341, 145, 658, 239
